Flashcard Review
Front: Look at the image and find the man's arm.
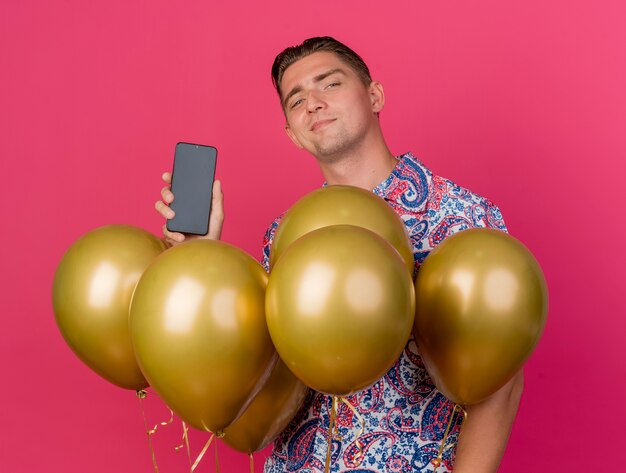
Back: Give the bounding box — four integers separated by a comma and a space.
452, 369, 524, 472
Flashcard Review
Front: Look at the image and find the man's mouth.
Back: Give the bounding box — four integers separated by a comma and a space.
310, 119, 336, 132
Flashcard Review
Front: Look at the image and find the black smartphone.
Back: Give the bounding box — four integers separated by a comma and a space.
166, 142, 218, 235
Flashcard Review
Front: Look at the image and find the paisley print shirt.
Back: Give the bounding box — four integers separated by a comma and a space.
262, 153, 507, 472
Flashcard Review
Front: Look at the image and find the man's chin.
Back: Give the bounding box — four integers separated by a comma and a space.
313, 148, 344, 163
313, 140, 350, 161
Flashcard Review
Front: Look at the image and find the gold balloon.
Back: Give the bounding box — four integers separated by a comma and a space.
270, 185, 414, 275
129, 240, 276, 433
223, 359, 308, 453
414, 228, 548, 405
266, 225, 415, 396
52, 225, 168, 390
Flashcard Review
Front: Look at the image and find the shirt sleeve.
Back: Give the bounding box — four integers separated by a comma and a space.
469, 197, 508, 233
426, 180, 508, 251
261, 216, 283, 273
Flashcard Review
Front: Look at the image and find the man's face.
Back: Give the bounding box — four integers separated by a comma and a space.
280, 51, 383, 160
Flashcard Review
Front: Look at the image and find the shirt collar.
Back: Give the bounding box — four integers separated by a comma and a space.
322, 152, 430, 211
372, 152, 431, 213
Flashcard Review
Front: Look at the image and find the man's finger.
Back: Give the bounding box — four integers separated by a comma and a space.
162, 224, 184, 243
213, 179, 223, 201
212, 180, 224, 215
155, 200, 175, 219
161, 186, 174, 204
207, 180, 225, 240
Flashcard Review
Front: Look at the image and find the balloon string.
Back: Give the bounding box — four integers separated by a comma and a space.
443, 407, 467, 452
339, 397, 365, 463
339, 398, 364, 437
249, 453, 254, 473
324, 396, 338, 473
174, 421, 192, 471
431, 403, 465, 472
146, 407, 175, 436
341, 397, 365, 461
136, 389, 160, 473
214, 434, 220, 473
190, 433, 215, 472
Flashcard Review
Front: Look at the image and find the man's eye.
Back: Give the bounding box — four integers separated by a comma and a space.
291, 98, 304, 109
326, 82, 341, 89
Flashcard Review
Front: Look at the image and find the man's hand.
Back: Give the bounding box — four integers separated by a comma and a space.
154, 172, 224, 246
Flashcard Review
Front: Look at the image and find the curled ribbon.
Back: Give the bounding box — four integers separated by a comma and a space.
324, 396, 339, 473
339, 397, 365, 464
431, 403, 467, 472
136, 390, 174, 473
323, 396, 367, 472
175, 421, 192, 471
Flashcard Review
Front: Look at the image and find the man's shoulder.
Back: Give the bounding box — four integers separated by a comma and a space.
396, 152, 506, 232
401, 152, 500, 207
428, 174, 507, 234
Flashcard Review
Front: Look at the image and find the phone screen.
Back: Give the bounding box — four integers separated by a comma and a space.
166, 142, 217, 235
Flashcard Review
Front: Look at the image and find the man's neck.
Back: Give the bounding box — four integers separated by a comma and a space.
318, 136, 397, 191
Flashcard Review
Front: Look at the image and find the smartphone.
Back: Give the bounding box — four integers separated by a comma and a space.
166, 142, 217, 235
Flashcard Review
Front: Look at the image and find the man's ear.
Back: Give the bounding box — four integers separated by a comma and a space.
285, 123, 304, 149
369, 80, 385, 113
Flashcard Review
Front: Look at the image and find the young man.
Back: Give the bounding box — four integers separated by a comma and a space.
157, 37, 523, 472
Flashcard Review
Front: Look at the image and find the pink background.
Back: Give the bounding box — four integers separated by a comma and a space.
1, 0, 624, 471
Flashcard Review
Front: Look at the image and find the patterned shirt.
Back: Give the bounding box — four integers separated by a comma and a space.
262, 153, 507, 473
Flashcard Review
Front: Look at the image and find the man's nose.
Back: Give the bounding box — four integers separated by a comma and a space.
306, 91, 325, 113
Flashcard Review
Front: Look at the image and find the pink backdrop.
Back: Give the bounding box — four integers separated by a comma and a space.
2, 0, 624, 471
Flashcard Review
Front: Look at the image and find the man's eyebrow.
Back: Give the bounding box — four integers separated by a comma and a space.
282, 68, 347, 108
313, 68, 346, 84
282, 85, 302, 108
